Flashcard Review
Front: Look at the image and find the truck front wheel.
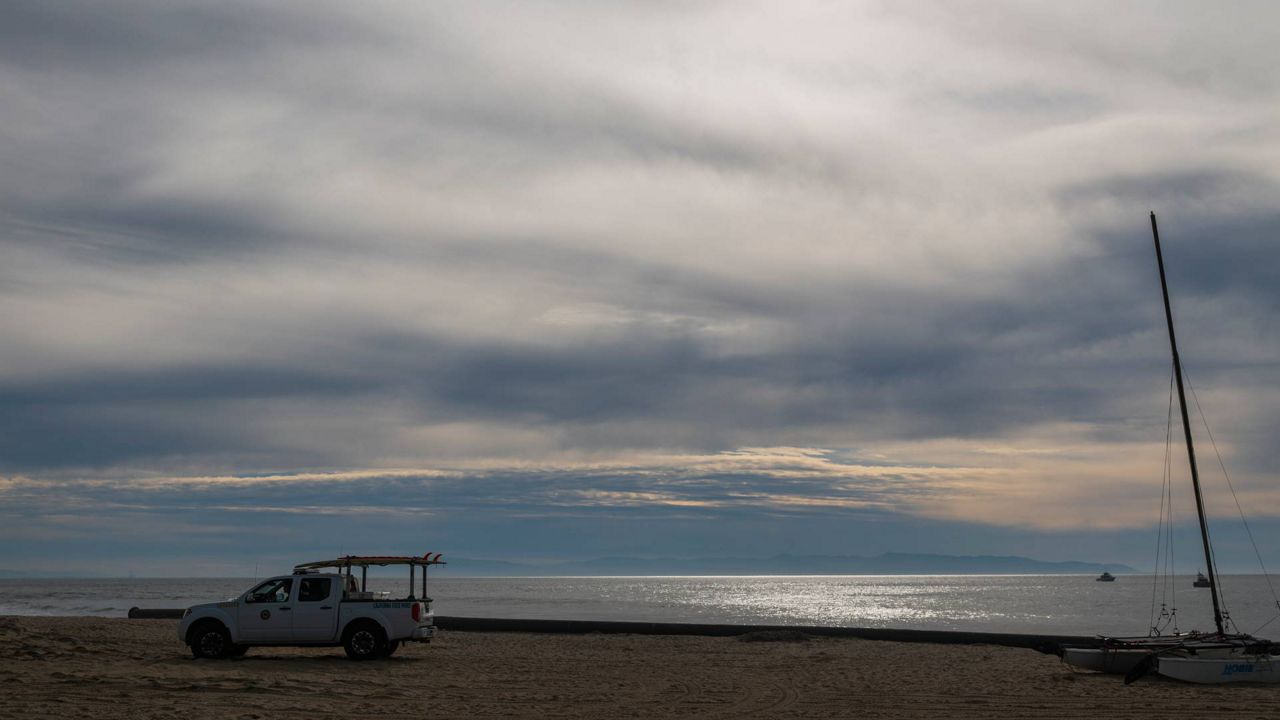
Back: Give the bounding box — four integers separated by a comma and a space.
189, 621, 232, 659
343, 621, 387, 660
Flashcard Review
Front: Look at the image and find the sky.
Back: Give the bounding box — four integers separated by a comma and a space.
2, 1, 1279, 576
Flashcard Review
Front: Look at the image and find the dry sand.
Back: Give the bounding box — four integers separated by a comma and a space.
3, 616, 1278, 719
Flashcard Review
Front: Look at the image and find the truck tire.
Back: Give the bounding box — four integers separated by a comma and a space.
189, 621, 232, 659
343, 621, 387, 661
383, 640, 400, 657
229, 644, 250, 657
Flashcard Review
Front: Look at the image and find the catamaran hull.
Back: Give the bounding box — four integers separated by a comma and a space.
1062, 648, 1151, 674
1157, 655, 1280, 684
1062, 643, 1247, 674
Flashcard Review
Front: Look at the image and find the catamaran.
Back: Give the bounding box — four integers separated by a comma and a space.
1060, 213, 1280, 683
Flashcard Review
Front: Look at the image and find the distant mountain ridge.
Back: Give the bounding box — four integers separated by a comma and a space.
443, 552, 1136, 576
0, 569, 87, 578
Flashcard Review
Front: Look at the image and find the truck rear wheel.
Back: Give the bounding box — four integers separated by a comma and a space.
343, 621, 387, 660
189, 621, 232, 659
383, 640, 400, 657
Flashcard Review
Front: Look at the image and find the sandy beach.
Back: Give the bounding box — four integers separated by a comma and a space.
5, 617, 1280, 718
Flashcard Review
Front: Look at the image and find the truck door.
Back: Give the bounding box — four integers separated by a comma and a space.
237, 577, 295, 642
292, 576, 339, 642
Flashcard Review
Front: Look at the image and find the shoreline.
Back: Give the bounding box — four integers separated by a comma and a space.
6, 615, 1280, 718
127, 608, 1095, 650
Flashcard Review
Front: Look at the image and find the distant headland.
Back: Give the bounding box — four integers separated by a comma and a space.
444, 553, 1136, 577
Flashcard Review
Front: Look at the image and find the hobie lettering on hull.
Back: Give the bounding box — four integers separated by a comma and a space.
1156, 656, 1280, 684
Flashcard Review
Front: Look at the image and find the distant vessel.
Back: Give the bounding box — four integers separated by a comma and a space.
1060, 213, 1278, 684
1096, 572, 1116, 582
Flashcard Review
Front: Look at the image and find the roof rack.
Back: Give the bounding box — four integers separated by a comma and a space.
291, 553, 445, 599
293, 553, 446, 571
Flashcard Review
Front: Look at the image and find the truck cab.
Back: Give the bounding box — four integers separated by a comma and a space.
179, 553, 444, 660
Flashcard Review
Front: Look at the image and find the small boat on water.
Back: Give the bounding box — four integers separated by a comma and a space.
1096, 572, 1116, 582
1193, 572, 1212, 588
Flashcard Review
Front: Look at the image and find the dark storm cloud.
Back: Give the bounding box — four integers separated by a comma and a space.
1152, 211, 1280, 310
0, 13, 381, 264
0, 0, 375, 73
1059, 168, 1280, 304
0, 364, 372, 408
0, 1, 815, 272
13, 199, 284, 263
0, 201, 1273, 467
2, 1, 1280, 572
0, 361, 377, 468
6, 462, 1279, 574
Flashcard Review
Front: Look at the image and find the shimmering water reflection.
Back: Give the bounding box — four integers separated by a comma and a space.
427, 574, 1280, 637
4, 575, 1278, 637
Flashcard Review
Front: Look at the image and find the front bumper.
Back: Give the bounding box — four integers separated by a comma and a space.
176, 612, 194, 642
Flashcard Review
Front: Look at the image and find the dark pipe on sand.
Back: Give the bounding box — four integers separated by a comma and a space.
128, 608, 1091, 652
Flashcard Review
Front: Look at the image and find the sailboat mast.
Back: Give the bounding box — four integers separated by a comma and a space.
1149, 211, 1225, 636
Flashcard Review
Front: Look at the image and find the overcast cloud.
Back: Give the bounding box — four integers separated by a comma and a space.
2, 1, 1279, 573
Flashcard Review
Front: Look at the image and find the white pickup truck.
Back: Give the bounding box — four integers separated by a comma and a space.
179, 554, 444, 660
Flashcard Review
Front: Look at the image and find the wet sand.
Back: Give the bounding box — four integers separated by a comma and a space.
3, 616, 1279, 719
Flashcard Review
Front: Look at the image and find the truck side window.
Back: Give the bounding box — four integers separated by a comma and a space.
299, 578, 332, 602
245, 578, 293, 604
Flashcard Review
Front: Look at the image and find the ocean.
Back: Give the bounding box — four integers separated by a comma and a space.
3, 574, 1278, 637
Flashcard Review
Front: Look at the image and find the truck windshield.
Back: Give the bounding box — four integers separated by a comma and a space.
245, 578, 292, 603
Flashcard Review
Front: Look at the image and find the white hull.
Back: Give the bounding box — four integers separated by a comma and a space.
1157, 655, 1280, 684
1062, 648, 1151, 674
1062, 642, 1247, 675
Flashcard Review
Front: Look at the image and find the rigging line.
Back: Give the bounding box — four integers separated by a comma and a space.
1151, 460, 1167, 625
1167, 447, 1176, 627
1183, 368, 1280, 615
1168, 419, 1178, 627
1151, 367, 1176, 629
1204, 513, 1232, 626
1181, 375, 1236, 626
1160, 367, 1178, 626
1251, 613, 1280, 637
1161, 356, 1229, 620
1157, 443, 1167, 617
1165, 362, 1177, 620
1181, 386, 1239, 638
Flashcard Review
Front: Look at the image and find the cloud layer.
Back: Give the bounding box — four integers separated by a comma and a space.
2, 1, 1279, 571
